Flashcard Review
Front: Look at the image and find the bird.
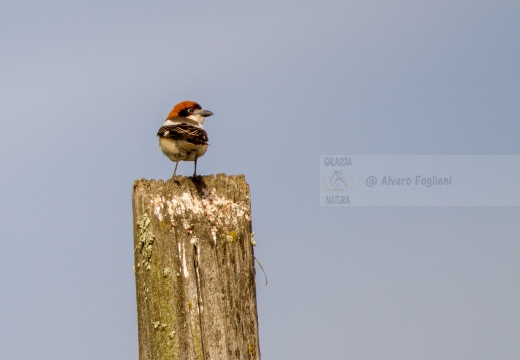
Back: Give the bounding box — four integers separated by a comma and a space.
157, 100, 213, 177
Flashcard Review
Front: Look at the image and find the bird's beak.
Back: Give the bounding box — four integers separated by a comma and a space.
194, 109, 213, 117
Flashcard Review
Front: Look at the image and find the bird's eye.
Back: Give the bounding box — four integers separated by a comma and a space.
187, 108, 194, 113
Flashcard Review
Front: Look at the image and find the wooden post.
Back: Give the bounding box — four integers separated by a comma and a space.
132, 174, 260, 360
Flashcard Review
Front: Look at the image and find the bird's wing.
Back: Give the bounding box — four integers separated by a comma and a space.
157, 123, 208, 145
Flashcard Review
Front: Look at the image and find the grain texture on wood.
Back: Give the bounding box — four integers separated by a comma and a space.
132, 174, 260, 360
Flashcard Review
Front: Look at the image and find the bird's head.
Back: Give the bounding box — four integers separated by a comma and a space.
167, 100, 213, 124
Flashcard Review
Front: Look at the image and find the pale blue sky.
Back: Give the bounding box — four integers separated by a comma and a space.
1, 1, 520, 359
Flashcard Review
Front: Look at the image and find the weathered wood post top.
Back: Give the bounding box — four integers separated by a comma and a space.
132, 173, 260, 359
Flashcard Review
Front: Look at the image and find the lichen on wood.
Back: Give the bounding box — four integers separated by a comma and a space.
132, 174, 260, 360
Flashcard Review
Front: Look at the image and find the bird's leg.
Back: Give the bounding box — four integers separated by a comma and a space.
173, 160, 179, 177
193, 156, 198, 177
